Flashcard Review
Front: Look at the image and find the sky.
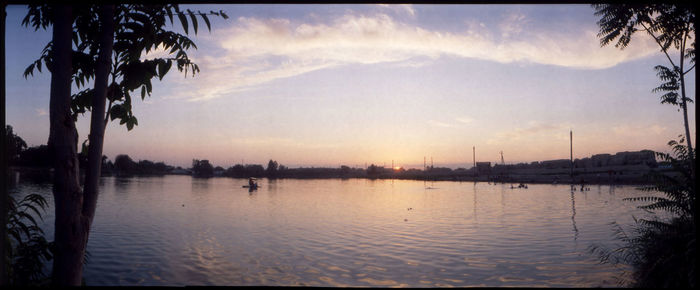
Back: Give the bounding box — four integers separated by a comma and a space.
4, 4, 696, 169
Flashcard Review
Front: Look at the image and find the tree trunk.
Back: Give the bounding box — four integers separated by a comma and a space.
48, 5, 86, 286
679, 64, 695, 179
680, 92, 694, 171
83, 4, 115, 226
49, 5, 117, 286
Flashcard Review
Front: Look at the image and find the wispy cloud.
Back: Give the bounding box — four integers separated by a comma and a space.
487, 121, 569, 144
455, 116, 473, 124
229, 136, 339, 150
499, 11, 528, 39
428, 120, 454, 128
35, 108, 48, 116
612, 124, 667, 137
179, 11, 658, 101
377, 4, 416, 17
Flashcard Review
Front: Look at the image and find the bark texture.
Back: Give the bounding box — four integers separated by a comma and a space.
48, 5, 85, 286
50, 5, 117, 285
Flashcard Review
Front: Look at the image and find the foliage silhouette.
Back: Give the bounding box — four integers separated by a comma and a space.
17, 145, 51, 168
5, 193, 52, 286
593, 3, 695, 175
590, 138, 696, 287
266, 160, 279, 178
5, 126, 28, 165
113, 154, 137, 174
192, 159, 214, 178
366, 164, 383, 177
592, 4, 696, 287
23, 5, 228, 130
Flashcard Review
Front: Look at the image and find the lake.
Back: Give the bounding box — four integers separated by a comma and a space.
11, 175, 657, 286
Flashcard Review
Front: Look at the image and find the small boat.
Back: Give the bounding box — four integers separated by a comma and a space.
243, 177, 258, 190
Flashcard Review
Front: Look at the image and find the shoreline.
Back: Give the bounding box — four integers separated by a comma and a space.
8, 165, 666, 186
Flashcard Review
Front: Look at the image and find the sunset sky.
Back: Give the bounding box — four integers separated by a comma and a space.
5, 4, 696, 169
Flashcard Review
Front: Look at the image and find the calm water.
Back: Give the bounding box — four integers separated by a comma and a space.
12, 175, 659, 286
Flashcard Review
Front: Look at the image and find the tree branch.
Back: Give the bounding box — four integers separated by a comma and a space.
104, 100, 113, 127
639, 22, 677, 69
104, 56, 119, 126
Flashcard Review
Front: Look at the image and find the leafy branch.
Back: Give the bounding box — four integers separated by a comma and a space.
22, 4, 229, 131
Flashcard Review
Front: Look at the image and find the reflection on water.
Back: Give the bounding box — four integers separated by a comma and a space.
10, 175, 659, 286
571, 190, 579, 241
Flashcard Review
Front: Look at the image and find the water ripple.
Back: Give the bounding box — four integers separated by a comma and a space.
11, 176, 653, 286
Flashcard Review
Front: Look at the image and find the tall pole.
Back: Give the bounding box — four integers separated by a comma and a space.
473, 146, 475, 168
570, 130, 573, 180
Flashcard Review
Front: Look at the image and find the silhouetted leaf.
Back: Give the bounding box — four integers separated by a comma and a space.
178, 12, 188, 34
202, 14, 211, 32
166, 7, 174, 25
16, 212, 39, 229
24, 63, 36, 78
126, 116, 138, 131
188, 10, 198, 34
109, 104, 126, 121
145, 79, 152, 95
21, 204, 45, 223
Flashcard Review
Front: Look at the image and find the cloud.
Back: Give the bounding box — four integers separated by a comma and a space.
499, 11, 527, 39
35, 108, 48, 116
612, 124, 667, 137
228, 136, 339, 150
487, 121, 569, 144
377, 4, 416, 17
455, 116, 473, 124
428, 120, 454, 128
180, 11, 659, 101
426, 116, 473, 128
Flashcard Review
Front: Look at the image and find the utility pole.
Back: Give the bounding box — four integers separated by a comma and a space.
424, 156, 426, 171
473, 146, 476, 168
500, 151, 504, 165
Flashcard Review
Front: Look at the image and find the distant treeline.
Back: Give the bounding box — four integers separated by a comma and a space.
104, 154, 175, 176
6, 125, 668, 183
193, 159, 369, 179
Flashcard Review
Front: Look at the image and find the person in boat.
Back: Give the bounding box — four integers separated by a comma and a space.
248, 177, 256, 188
